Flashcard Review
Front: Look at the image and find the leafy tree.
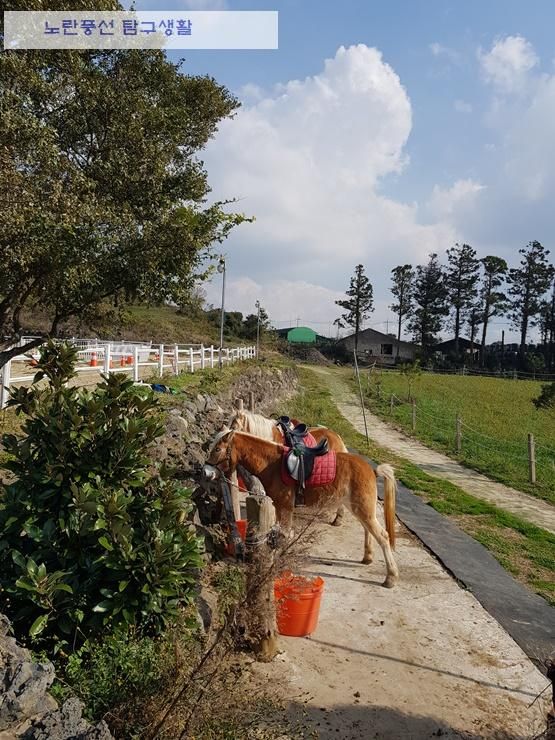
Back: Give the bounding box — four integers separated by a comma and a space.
538, 280, 555, 370
399, 360, 422, 401
0, 8, 247, 368
335, 265, 374, 352
479, 256, 508, 366
241, 306, 271, 341
389, 265, 414, 357
0, 342, 201, 650
467, 305, 482, 363
408, 254, 448, 353
446, 243, 480, 358
507, 241, 555, 362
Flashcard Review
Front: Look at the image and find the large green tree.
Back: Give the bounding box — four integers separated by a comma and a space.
408, 253, 448, 353
507, 241, 555, 362
335, 264, 374, 352
478, 256, 508, 366
389, 264, 414, 357
445, 243, 480, 358
0, 1, 246, 367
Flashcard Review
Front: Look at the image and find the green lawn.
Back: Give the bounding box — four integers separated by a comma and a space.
359, 369, 555, 505
289, 367, 555, 607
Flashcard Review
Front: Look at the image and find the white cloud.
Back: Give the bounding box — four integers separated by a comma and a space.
478, 35, 538, 93
429, 42, 460, 64
427, 179, 486, 219
204, 45, 456, 326
454, 99, 472, 113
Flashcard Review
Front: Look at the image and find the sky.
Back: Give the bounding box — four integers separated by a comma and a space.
134, 0, 555, 341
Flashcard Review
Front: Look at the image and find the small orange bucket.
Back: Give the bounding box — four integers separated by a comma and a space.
224, 519, 248, 556
274, 572, 325, 637
126, 355, 133, 365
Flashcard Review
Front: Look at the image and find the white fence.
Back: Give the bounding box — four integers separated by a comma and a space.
0, 339, 257, 409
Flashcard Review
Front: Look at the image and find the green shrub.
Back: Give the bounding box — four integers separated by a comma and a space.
50, 627, 197, 724
0, 342, 202, 652
534, 381, 555, 410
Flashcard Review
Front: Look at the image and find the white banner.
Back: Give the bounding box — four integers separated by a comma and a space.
3, 10, 278, 50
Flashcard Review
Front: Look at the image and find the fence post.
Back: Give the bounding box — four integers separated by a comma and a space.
0, 359, 11, 409
390, 394, 394, 415
411, 400, 416, 432
210, 345, 214, 369
248, 391, 255, 412
246, 494, 278, 661
456, 416, 462, 454
528, 433, 536, 484
227, 348, 231, 365
236, 398, 244, 411
188, 347, 194, 373
200, 344, 205, 370
171, 344, 177, 375
104, 344, 111, 374
158, 344, 164, 376
133, 345, 139, 382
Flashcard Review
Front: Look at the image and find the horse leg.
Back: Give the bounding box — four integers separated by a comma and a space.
350, 506, 398, 587
331, 504, 345, 527
362, 528, 374, 564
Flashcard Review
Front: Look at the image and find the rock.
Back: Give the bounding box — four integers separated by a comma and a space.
196, 586, 218, 634
0, 638, 56, 731
21, 699, 112, 740
166, 415, 189, 435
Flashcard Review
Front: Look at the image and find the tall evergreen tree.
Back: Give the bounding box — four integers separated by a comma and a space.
507, 241, 555, 362
479, 256, 508, 366
408, 254, 448, 353
389, 265, 414, 357
335, 265, 374, 352
446, 243, 480, 358
539, 280, 555, 370
467, 305, 482, 364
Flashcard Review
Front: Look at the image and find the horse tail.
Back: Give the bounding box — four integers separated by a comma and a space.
376, 464, 396, 550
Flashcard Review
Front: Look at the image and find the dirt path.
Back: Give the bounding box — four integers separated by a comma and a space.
307, 366, 555, 535
255, 511, 548, 739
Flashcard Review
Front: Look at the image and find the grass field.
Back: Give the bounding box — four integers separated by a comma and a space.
358, 370, 555, 505
289, 367, 555, 606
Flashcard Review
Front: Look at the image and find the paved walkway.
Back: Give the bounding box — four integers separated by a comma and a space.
309, 366, 555, 535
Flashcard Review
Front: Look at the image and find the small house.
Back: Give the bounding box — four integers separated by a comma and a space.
337, 328, 417, 364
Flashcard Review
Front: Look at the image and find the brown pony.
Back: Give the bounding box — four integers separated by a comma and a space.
229, 409, 348, 526
207, 430, 399, 588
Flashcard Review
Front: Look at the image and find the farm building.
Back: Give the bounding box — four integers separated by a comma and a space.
338, 327, 417, 364
433, 337, 480, 360
275, 326, 323, 344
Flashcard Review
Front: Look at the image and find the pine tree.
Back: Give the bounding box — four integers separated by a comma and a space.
408, 254, 448, 353
507, 241, 555, 362
446, 243, 480, 358
335, 265, 374, 352
390, 265, 414, 358
479, 256, 508, 366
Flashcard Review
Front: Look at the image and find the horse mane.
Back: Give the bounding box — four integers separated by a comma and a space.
229, 410, 277, 440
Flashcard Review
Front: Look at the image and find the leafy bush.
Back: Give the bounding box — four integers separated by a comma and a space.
534, 381, 555, 410
49, 627, 199, 725
0, 342, 202, 651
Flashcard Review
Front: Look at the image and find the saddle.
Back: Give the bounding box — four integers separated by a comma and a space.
277, 416, 330, 506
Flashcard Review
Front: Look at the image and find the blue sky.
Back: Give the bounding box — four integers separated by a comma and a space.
134, 0, 555, 341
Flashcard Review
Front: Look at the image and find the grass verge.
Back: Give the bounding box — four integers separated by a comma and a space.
356, 368, 555, 505
289, 366, 555, 607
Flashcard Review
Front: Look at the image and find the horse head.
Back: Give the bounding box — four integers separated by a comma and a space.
206, 428, 236, 473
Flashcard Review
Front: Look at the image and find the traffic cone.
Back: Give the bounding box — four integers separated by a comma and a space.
89, 352, 97, 367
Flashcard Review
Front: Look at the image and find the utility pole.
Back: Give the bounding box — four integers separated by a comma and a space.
255, 300, 261, 358
217, 258, 226, 369
501, 329, 505, 370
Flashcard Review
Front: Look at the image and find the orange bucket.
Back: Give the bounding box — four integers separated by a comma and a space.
274, 572, 325, 637
224, 519, 248, 556
126, 355, 133, 365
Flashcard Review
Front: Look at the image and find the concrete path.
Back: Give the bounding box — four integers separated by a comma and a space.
254, 510, 549, 739
308, 366, 555, 535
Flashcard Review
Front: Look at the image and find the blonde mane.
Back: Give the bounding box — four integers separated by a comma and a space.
229, 410, 279, 440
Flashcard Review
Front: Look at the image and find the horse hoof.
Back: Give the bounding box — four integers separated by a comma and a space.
361, 557, 373, 565
382, 576, 398, 589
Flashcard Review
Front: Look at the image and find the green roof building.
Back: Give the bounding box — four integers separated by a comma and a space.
286, 326, 317, 344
